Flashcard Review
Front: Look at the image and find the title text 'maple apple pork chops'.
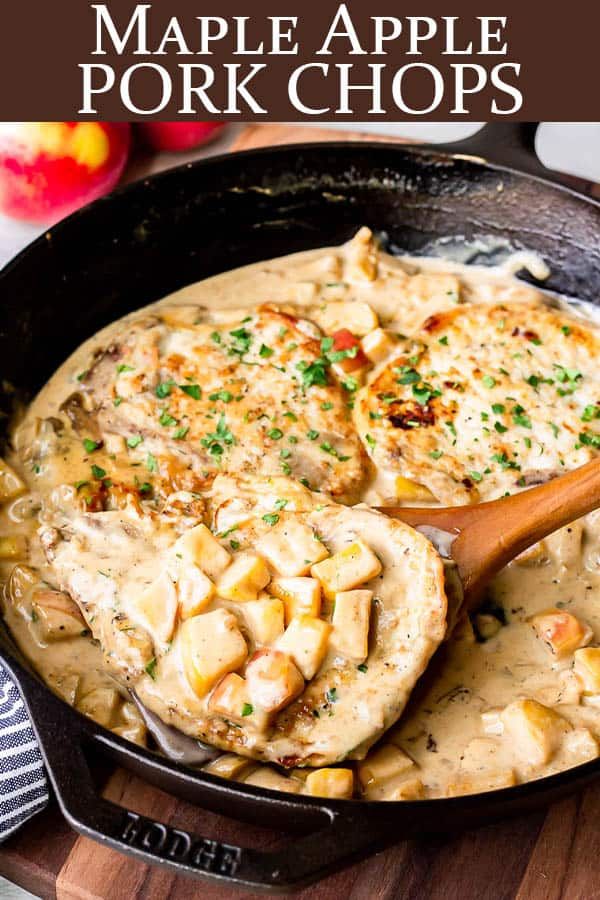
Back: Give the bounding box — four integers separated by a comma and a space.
3, 227, 600, 801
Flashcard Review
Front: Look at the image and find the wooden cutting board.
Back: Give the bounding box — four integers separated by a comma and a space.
3, 124, 600, 900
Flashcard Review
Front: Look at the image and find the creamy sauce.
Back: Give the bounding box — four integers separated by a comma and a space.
2, 228, 600, 801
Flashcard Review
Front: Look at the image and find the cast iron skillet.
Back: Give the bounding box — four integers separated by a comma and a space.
1, 123, 600, 892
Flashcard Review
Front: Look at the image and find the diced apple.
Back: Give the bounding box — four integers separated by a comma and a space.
174, 523, 231, 580
245, 648, 304, 713
311, 540, 382, 598
346, 227, 379, 283
329, 329, 370, 375
446, 770, 517, 797
242, 767, 301, 794
385, 777, 425, 801
574, 647, 600, 694
530, 608, 592, 657
177, 564, 215, 619
394, 476, 436, 503
241, 596, 285, 645
0, 457, 26, 503
313, 301, 379, 336
271, 577, 321, 624
304, 768, 354, 799
208, 673, 270, 731
31, 588, 86, 641
277, 616, 332, 679
216, 552, 271, 602
180, 609, 248, 698
76, 687, 120, 728
257, 519, 329, 577
131, 572, 178, 645
331, 589, 372, 662
0, 535, 26, 559
358, 744, 415, 789
501, 699, 571, 766
360, 328, 398, 365
564, 727, 599, 765
103, 433, 127, 455
203, 753, 257, 781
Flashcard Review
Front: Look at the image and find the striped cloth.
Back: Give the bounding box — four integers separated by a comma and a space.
0, 665, 48, 839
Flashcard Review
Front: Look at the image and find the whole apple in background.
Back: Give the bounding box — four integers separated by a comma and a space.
137, 122, 226, 152
0, 122, 131, 224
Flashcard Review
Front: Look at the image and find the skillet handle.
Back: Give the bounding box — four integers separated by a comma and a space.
9, 659, 392, 892
429, 123, 597, 197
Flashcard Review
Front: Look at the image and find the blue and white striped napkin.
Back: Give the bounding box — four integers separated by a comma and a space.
0, 665, 48, 839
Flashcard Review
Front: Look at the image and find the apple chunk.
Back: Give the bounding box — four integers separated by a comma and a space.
208, 673, 269, 731
177, 564, 215, 619
257, 518, 329, 576
501, 699, 571, 766
311, 540, 382, 598
574, 647, 600, 694
131, 571, 178, 645
174, 523, 231, 580
331, 589, 372, 662
530, 608, 592, 657
241, 596, 285, 645
216, 552, 271, 602
180, 609, 248, 698
277, 615, 332, 679
271, 576, 321, 624
245, 648, 304, 714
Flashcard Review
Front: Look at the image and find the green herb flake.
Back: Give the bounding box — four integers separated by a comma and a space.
145, 658, 158, 680
241, 703, 253, 717
91, 464, 106, 480
116, 363, 134, 374
268, 428, 284, 441
83, 438, 101, 453
482, 375, 496, 389
159, 409, 177, 427
146, 453, 158, 473
262, 513, 280, 526
180, 384, 202, 400
155, 381, 173, 399
127, 435, 143, 449
259, 344, 274, 358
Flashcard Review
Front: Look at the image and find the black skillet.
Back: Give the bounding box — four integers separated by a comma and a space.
1, 123, 600, 892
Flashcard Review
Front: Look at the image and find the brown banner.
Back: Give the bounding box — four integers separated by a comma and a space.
1, 0, 599, 121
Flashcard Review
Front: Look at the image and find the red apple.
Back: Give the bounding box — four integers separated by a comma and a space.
0, 122, 131, 223
137, 122, 226, 153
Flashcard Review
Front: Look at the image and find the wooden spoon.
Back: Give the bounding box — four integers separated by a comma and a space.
378, 457, 600, 612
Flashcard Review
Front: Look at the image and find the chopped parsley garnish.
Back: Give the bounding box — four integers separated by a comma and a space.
113, 396, 123, 407
357, 663, 368, 673
321, 402, 334, 411
438, 336, 449, 346
201, 415, 234, 457
306, 430, 319, 441
146, 453, 158, 473
581, 405, 600, 422
155, 381, 173, 399
159, 409, 177, 427
116, 363, 134, 374
365, 434, 376, 448
561, 325, 572, 336
554, 364, 583, 395
579, 431, 600, 449
394, 365, 420, 385
429, 449, 443, 460
228, 327, 253, 356
209, 390, 233, 403
145, 658, 157, 680
262, 513, 280, 526
210, 331, 221, 344
268, 428, 283, 440
180, 383, 202, 400
127, 435, 143, 448
274, 498, 288, 510
296, 358, 329, 389
325, 687, 338, 703
469, 471, 483, 482
511, 405, 532, 429
494, 422, 508, 434
319, 442, 350, 461
283, 411, 298, 422
482, 375, 496, 389
83, 438, 101, 453
491, 403, 506, 414
91, 464, 106, 480
173, 426, 189, 440
491, 452, 520, 471
241, 703, 253, 717
412, 382, 441, 406
259, 344, 274, 358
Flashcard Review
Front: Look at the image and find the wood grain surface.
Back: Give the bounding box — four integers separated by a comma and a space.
1, 124, 599, 900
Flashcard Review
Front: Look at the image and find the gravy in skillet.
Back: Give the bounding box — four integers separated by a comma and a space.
2, 228, 600, 800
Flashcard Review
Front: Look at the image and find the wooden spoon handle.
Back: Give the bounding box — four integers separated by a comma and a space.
381, 456, 600, 608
